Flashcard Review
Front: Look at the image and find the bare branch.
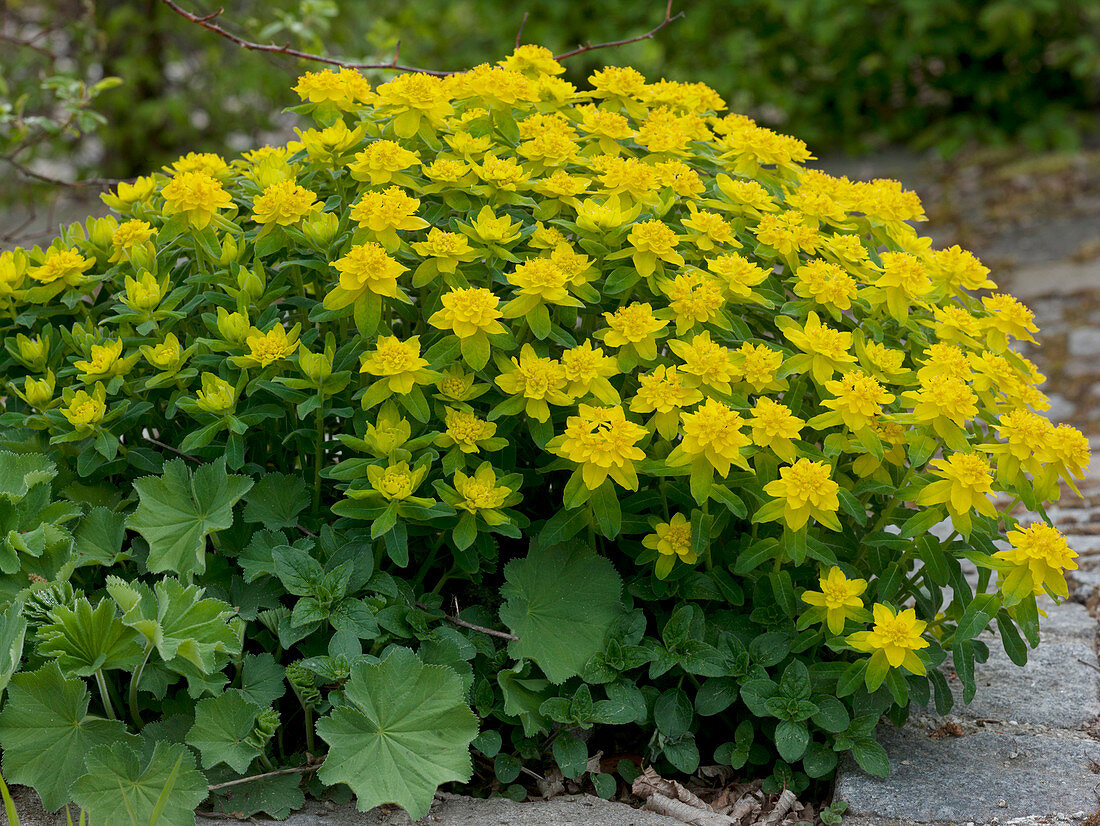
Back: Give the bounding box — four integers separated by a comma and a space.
0, 156, 119, 190
143, 434, 201, 463
515, 12, 530, 49
158, 0, 453, 76
415, 601, 519, 641
207, 760, 323, 792
555, 1, 683, 61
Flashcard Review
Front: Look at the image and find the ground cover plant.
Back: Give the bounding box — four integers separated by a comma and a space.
0, 47, 1090, 823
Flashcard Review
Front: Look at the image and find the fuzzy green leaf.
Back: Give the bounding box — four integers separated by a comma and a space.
72, 507, 128, 567
0, 662, 136, 810
0, 600, 27, 698
315, 647, 479, 820
500, 541, 622, 684
36, 597, 143, 676
107, 576, 241, 673
127, 458, 253, 578
240, 652, 286, 708
0, 451, 56, 501
207, 770, 305, 820
186, 689, 265, 773
71, 740, 209, 826
243, 472, 310, 531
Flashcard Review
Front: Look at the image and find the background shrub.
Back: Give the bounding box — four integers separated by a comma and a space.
0, 48, 1089, 820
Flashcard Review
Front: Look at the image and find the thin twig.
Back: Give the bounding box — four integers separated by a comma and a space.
158, 0, 452, 75
1078, 657, 1100, 674
296, 524, 318, 538
515, 12, 530, 48
555, 1, 683, 61
207, 761, 322, 792
415, 601, 518, 641
0, 156, 120, 189
143, 434, 200, 463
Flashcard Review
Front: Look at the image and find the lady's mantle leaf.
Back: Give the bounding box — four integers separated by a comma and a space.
0, 600, 26, 697
243, 472, 310, 531
186, 689, 265, 773
0, 662, 136, 810
71, 740, 209, 826
207, 771, 305, 820
107, 576, 241, 673
0, 450, 56, 501
36, 597, 143, 676
72, 507, 128, 567
127, 458, 253, 578
315, 647, 479, 820
499, 541, 623, 684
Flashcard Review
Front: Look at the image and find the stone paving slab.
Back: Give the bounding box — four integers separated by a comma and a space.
835, 727, 1100, 823
7, 788, 682, 826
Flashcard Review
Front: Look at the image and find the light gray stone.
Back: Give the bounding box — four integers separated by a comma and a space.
1002, 260, 1100, 299
1069, 328, 1100, 358
835, 727, 1100, 822
5, 788, 682, 826
1036, 599, 1097, 643
942, 639, 1100, 728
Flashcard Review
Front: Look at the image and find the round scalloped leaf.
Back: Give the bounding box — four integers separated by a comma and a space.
315, 647, 478, 820
499, 541, 623, 684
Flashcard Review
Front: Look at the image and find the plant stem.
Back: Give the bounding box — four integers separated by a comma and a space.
129, 643, 154, 727
304, 706, 316, 754
313, 393, 325, 517
94, 669, 116, 721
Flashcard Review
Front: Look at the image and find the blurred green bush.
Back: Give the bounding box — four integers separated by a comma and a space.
2, 0, 1099, 198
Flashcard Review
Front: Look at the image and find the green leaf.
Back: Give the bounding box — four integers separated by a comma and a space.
128, 459, 253, 578
850, 738, 890, 778
187, 689, 265, 773
811, 696, 850, 733
0, 662, 136, 811
72, 507, 128, 567
36, 597, 143, 676
802, 741, 838, 778
243, 472, 310, 531
271, 545, 324, 596
496, 667, 552, 736
695, 677, 739, 717
315, 647, 479, 820
240, 653, 286, 707
207, 771, 305, 820
500, 541, 623, 684
653, 688, 693, 739
71, 740, 209, 826
108, 576, 240, 673
661, 735, 700, 774
0, 600, 27, 698
775, 720, 809, 762
0, 451, 56, 501
552, 732, 588, 779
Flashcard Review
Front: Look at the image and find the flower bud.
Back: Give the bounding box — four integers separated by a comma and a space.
237, 268, 265, 304
216, 307, 251, 344
123, 271, 164, 312
15, 333, 49, 370
195, 372, 237, 415
297, 345, 333, 384
219, 233, 240, 265
22, 371, 55, 408
302, 210, 339, 249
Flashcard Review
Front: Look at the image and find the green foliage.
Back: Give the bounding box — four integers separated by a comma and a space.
0, 41, 1085, 823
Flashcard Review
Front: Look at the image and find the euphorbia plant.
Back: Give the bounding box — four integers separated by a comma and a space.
0, 46, 1088, 822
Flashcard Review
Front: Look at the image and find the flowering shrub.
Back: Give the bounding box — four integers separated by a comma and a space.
0, 47, 1089, 821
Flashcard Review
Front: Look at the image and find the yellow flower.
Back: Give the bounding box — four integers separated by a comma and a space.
499, 44, 565, 76
326, 243, 408, 308
630, 365, 703, 440
794, 259, 858, 311
349, 140, 420, 186
100, 175, 156, 211
901, 376, 978, 446
61, 383, 107, 430
847, 604, 928, 676
109, 220, 155, 263
732, 343, 786, 393
29, 248, 94, 287
593, 156, 661, 202
574, 196, 642, 234
410, 229, 478, 274
663, 271, 725, 334
195, 373, 237, 415
682, 204, 737, 250
643, 513, 696, 578
350, 187, 430, 245
216, 307, 251, 344
474, 155, 531, 191
551, 404, 647, 490
561, 341, 619, 404
748, 397, 804, 463
461, 205, 523, 246
252, 179, 320, 226
669, 331, 737, 394
294, 68, 373, 110
141, 333, 186, 373
428, 287, 506, 339
14, 333, 49, 370
160, 171, 233, 229
813, 371, 894, 431
714, 174, 778, 216
762, 459, 841, 531
495, 344, 572, 423
374, 73, 454, 136
0, 250, 27, 299
625, 219, 684, 278
801, 567, 868, 635
982, 293, 1038, 349
16, 371, 56, 410
453, 463, 514, 523
294, 121, 367, 165
359, 335, 437, 395
237, 323, 301, 368
777, 311, 857, 385
994, 522, 1078, 600
503, 258, 574, 316
865, 252, 933, 321
360, 402, 411, 457
365, 461, 429, 502
927, 245, 995, 292
599, 302, 668, 362
915, 452, 996, 534
707, 253, 770, 301
754, 211, 818, 256
439, 408, 498, 454
169, 152, 230, 178
669, 398, 751, 477
73, 339, 128, 382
